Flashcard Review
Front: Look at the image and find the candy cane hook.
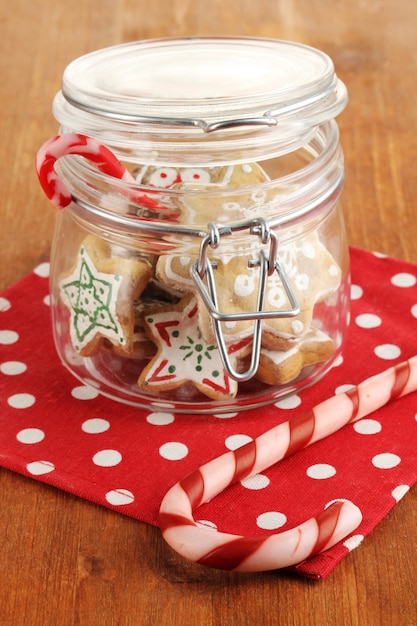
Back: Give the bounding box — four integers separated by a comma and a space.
160, 355, 417, 572
35, 133, 160, 210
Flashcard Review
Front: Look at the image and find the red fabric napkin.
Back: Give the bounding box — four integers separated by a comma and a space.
0, 246, 416, 579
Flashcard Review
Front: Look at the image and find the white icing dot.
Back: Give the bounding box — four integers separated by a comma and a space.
7, 393, 36, 409
159, 441, 189, 461
350, 284, 363, 300
0, 330, 19, 345
291, 320, 304, 334
392, 485, 410, 502
256, 511, 287, 530
0, 361, 27, 375
295, 274, 309, 290
93, 449, 122, 467
411, 304, 417, 319
33, 262, 50, 278
372, 452, 401, 469
82, 418, 110, 434
196, 519, 218, 531
328, 264, 339, 277
146, 412, 175, 426
225, 434, 253, 450
306, 463, 337, 479
26, 460, 55, 475
0, 297, 11, 312
300, 242, 316, 259
343, 534, 364, 551
71, 385, 100, 400
241, 474, 270, 490
374, 344, 401, 360
241, 163, 252, 173
353, 419, 382, 435
234, 274, 255, 297
16, 428, 45, 444
105, 489, 135, 505
274, 394, 302, 409
391, 272, 416, 288
355, 313, 382, 329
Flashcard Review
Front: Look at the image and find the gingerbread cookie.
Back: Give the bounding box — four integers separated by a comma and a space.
137, 294, 250, 400
155, 230, 341, 349
59, 235, 152, 356
254, 327, 335, 385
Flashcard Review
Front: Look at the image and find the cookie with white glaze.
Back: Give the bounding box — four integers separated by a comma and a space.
59, 235, 152, 357
138, 294, 250, 400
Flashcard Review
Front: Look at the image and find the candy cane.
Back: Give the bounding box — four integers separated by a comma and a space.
35, 133, 161, 211
160, 355, 417, 572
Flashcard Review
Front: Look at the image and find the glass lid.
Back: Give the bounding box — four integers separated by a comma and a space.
60, 37, 347, 131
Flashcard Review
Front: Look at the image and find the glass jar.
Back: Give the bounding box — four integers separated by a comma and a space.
38, 37, 350, 413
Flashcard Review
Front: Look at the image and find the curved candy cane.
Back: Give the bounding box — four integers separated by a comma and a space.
36, 133, 160, 211
160, 355, 417, 571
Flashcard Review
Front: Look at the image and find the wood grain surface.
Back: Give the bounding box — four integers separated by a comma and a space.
1, 1, 416, 624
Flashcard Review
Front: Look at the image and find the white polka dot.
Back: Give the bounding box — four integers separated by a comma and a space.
0, 361, 27, 375
374, 344, 401, 360
274, 394, 302, 410
93, 449, 122, 467
0, 330, 19, 345
411, 304, 417, 319
256, 511, 287, 530
43, 295, 51, 306
355, 313, 382, 329
325, 497, 350, 508
159, 442, 188, 461
332, 354, 344, 367
241, 474, 270, 490
335, 383, 355, 395
33, 262, 50, 278
7, 393, 36, 409
306, 463, 337, 479
146, 412, 175, 426
0, 297, 11, 312
105, 489, 135, 505
372, 452, 401, 469
26, 460, 55, 475
343, 534, 364, 551
350, 284, 363, 300
225, 434, 253, 450
71, 385, 100, 400
16, 428, 45, 444
82, 418, 110, 434
391, 272, 416, 288
196, 519, 218, 531
353, 419, 382, 435
392, 485, 410, 502
213, 412, 238, 419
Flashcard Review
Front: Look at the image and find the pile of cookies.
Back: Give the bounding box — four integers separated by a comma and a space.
58, 162, 342, 401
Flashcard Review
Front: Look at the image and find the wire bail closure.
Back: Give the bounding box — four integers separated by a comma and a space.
191, 218, 301, 382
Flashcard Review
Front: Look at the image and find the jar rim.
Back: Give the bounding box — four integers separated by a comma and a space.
54, 37, 347, 162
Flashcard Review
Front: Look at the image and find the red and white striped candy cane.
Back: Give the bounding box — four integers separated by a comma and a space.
35, 133, 160, 210
160, 355, 417, 572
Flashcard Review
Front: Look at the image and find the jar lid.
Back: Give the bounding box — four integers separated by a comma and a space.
55, 37, 347, 163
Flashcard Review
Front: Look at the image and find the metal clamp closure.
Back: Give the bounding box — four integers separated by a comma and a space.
190, 218, 300, 382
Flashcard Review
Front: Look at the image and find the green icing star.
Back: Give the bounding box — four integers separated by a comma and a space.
61, 250, 122, 347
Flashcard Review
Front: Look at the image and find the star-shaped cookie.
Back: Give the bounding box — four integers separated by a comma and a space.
59, 235, 152, 356
138, 294, 250, 400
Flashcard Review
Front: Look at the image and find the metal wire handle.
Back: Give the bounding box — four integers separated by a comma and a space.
190, 218, 300, 381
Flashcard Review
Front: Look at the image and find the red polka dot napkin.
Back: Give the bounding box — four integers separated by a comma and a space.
0, 246, 416, 579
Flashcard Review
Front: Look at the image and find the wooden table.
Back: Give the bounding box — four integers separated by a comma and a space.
1, 1, 416, 624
